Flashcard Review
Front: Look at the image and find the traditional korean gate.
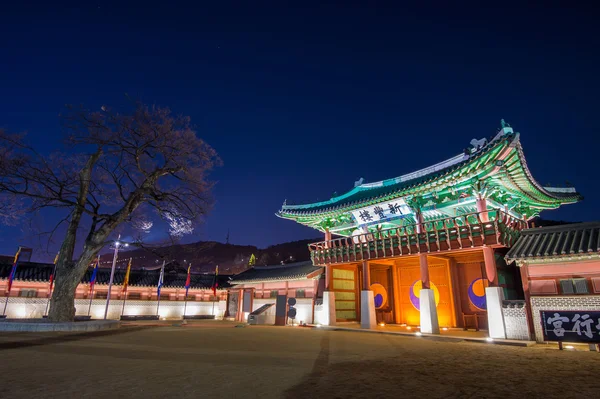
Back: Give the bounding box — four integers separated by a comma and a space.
456, 261, 488, 330
332, 266, 358, 321
370, 265, 395, 324
397, 262, 454, 327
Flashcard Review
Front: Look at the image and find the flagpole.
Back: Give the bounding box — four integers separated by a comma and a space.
44, 286, 52, 316
3, 249, 22, 317
2, 294, 9, 317
211, 265, 218, 317
120, 258, 132, 318
183, 263, 191, 319
87, 285, 94, 316
104, 236, 123, 320
88, 256, 100, 317
121, 293, 127, 317
156, 260, 165, 317
44, 253, 59, 317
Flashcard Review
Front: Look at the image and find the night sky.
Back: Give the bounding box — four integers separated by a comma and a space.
1, 2, 599, 256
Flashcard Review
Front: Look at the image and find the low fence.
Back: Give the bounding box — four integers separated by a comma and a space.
0, 297, 227, 320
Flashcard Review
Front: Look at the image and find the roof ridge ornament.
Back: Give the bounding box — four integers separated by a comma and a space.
354, 177, 365, 188
469, 137, 487, 153
501, 119, 511, 129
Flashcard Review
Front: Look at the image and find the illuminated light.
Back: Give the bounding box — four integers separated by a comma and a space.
16, 306, 27, 318
486, 337, 494, 342
315, 324, 322, 328
379, 323, 386, 327
564, 345, 575, 350
442, 327, 448, 331
415, 332, 422, 337
406, 326, 412, 330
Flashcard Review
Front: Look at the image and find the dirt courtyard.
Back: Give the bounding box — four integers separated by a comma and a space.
0, 321, 598, 398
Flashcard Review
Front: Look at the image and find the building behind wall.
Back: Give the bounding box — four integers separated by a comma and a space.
0, 255, 229, 319
227, 261, 323, 324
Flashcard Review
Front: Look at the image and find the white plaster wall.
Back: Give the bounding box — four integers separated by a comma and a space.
314, 304, 325, 325
1, 297, 227, 320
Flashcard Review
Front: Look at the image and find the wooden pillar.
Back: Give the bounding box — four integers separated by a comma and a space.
476, 197, 489, 222
519, 263, 535, 339
362, 261, 370, 290
415, 210, 424, 234
324, 229, 332, 247
419, 254, 430, 289
325, 265, 332, 290
482, 247, 497, 286
448, 258, 463, 328
391, 262, 401, 324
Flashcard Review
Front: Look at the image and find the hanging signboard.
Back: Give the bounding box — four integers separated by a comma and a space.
540, 310, 600, 343
351, 198, 412, 225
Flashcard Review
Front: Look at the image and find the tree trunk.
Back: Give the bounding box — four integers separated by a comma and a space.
48, 246, 101, 322
47, 263, 81, 322
47, 150, 102, 322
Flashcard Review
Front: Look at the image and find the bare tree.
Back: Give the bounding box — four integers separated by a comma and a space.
0, 103, 220, 321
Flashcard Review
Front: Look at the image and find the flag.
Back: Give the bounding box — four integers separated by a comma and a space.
156, 261, 165, 298
48, 252, 59, 296
122, 258, 132, 293
211, 265, 219, 297
184, 264, 192, 297
89, 256, 99, 293
6, 248, 22, 294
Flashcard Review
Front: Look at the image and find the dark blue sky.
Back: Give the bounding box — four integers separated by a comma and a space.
1, 2, 599, 255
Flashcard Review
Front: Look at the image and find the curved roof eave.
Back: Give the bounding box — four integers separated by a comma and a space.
278, 133, 514, 217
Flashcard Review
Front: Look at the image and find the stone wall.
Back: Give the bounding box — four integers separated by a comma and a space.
501, 300, 531, 341
1, 296, 227, 320
530, 295, 600, 342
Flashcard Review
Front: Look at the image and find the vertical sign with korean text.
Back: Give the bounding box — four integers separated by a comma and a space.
541, 310, 600, 343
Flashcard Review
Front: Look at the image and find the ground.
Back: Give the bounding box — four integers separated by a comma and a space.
1, 321, 598, 398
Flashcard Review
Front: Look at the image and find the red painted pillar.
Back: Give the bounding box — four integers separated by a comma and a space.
325, 265, 332, 290
324, 229, 332, 247
415, 210, 424, 234
362, 261, 370, 290
519, 263, 535, 339
483, 247, 497, 286
415, 210, 430, 289
476, 197, 489, 222
419, 254, 430, 289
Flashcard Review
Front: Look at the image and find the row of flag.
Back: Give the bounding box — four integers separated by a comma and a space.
5, 248, 220, 300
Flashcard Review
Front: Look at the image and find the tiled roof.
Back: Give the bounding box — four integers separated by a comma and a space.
0, 260, 229, 290
230, 261, 323, 284
278, 132, 516, 216
505, 222, 600, 263
277, 129, 582, 218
